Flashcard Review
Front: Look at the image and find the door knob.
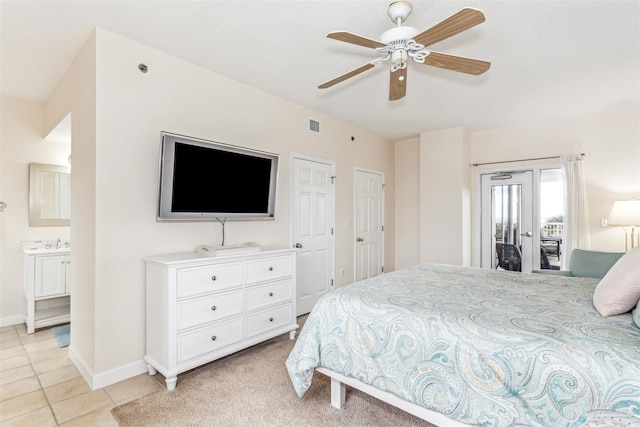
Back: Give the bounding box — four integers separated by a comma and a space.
294, 243, 302, 248
356, 237, 364, 242
520, 231, 533, 237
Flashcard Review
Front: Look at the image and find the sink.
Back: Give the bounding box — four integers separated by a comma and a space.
22, 240, 71, 255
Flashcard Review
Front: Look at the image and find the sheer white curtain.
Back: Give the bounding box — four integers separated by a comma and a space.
561, 155, 590, 269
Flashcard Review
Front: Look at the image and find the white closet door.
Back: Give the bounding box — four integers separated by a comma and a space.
292, 156, 335, 315
355, 169, 384, 281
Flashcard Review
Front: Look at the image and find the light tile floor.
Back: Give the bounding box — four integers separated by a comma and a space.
0, 323, 163, 426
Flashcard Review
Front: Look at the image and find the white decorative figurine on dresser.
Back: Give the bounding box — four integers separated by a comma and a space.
144, 247, 298, 390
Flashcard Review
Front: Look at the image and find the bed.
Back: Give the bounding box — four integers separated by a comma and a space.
285, 263, 640, 426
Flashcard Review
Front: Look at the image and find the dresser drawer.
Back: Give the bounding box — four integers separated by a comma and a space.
177, 317, 242, 363
177, 290, 242, 331
177, 262, 242, 298
245, 279, 292, 312
246, 303, 292, 338
245, 256, 292, 284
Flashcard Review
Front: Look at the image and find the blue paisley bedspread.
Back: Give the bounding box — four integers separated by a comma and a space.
285, 264, 640, 426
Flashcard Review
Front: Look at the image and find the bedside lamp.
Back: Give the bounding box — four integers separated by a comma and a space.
608, 199, 640, 251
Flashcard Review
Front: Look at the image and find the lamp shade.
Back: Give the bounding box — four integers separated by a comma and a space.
608, 200, 640, 226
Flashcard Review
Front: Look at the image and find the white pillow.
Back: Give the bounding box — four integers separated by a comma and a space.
593, 247, 640, 316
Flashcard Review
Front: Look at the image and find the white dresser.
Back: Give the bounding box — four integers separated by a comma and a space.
144, 248, 298, 390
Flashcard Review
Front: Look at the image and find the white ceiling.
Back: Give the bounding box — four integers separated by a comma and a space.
1, 0, 638, 142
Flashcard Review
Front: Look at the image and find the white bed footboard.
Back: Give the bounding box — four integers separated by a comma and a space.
316, 367, 469, 427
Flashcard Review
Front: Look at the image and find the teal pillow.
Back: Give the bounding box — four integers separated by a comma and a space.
634, 300, 640, 329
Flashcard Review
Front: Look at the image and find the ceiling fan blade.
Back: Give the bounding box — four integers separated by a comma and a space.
389, 67, 407, 101
318, 63, 376, 89
413, 8, 486, 47
327, 31, 387, 49
422, 51, 491, 75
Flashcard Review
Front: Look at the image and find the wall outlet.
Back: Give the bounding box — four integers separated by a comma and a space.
601, 218, 608, 227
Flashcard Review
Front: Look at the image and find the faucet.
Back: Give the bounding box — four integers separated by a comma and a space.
56, 238, 61, 249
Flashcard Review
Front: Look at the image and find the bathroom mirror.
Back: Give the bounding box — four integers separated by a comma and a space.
29, 163, 71, 226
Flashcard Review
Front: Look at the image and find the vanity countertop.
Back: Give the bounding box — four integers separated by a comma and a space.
22, 240, 71, 255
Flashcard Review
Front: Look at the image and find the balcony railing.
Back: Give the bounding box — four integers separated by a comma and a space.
542, 222, 563, 237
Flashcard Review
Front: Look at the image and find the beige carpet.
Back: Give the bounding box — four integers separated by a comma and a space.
112, 317, 436, 427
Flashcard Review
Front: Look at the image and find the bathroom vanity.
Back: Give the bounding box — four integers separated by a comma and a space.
22, 240, 71, 334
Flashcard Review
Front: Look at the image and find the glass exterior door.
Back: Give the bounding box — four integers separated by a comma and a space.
481, 171, 534, 272
539, 168, 564, 268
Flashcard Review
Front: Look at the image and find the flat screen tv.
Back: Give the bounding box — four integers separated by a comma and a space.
157, 132, 279, 220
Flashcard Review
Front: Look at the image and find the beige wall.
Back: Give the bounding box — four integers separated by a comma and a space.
395, 102, 640, 266
32, 28, 393, 387
0, 97, 71, 326
419, 128, 471, 266
47, 30, 99, 380
393, 138, 420, 269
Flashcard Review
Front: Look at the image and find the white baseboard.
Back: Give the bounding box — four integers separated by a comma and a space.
67, 345, 93, 387
68, 346, 148, 390
92, 359, 149, 390
0, 314, 25, 328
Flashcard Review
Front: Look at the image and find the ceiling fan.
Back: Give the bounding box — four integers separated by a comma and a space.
318, 1, 491, 101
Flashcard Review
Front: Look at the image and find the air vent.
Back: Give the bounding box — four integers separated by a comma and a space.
309, 119, 320, 133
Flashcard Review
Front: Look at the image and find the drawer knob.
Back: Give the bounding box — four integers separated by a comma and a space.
268, 292, 274, 297
211, 305, 217, 311
268, 267, 273, 271
269, 317, 274, 322
211, 275, 217, 281
211, 336, 217, 341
